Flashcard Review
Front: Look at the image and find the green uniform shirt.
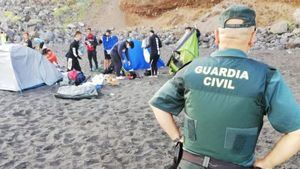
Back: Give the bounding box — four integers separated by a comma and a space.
150, 49, 300, 167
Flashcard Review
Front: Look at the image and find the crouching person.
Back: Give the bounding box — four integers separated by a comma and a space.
110, 39, 134, 79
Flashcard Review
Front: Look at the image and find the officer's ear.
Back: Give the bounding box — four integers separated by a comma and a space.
248, 28, 256, 47
214, 29, 220, 46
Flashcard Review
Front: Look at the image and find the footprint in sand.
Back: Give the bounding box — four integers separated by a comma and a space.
43, 144, 55, 152
84, 159, 100, 166
15, 162, 29, 169
12, 110, 26, 117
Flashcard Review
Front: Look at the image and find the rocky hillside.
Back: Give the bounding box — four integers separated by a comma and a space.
1, 0, 300, 50
0, 0, 101, 44
120, 0, 221, 17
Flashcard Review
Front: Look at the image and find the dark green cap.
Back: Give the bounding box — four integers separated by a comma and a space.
219, 5, 256, 28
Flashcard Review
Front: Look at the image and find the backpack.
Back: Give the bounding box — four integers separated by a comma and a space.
75, 72, 86, 86
68, 70, 78, 81
127, 71, 137, 80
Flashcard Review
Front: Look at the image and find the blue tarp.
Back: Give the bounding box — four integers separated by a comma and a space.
122, 40, 165, 71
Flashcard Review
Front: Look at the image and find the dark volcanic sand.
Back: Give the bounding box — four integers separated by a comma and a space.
0, 47, 299, 169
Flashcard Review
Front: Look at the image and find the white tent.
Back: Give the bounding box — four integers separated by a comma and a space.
0, 44, 62, 91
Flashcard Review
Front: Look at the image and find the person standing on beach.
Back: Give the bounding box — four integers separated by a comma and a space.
185, 26, 201, 41
149, 30, 162, 77
150, 5, 300, 169
110, 39, 134, 79
99, 30, 119, 73
85, 28, 99, 71
0, 30, 8, 45
66, 31, 82, 71
22, 32, 33, 49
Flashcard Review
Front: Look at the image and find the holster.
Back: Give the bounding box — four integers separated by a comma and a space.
169, 142, 183, 169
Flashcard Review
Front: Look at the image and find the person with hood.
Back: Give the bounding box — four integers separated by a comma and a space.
110, 39, 134, 79
149, 30, 162, 77
66, 31, 82, 71
85, 28, 99, 71
22, 32, 33, 48
99, 30, 118, 73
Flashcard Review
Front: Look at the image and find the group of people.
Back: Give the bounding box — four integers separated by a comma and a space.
65, 28, 162, 79
21, 32, 58, 66
4, 26, 163, 79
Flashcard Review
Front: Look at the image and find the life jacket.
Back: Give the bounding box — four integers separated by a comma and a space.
86, 34, 95, 51
181, 55, 274, 166
47, 50, 58, 64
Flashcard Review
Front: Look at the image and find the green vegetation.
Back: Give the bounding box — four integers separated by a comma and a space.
52, 0, 103, 28
4, 11, 21, 23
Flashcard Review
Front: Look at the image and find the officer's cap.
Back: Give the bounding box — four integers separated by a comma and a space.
219, 5, 256, 28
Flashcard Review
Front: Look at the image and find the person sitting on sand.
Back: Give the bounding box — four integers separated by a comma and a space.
150, 5, 300, 169
22, 32, 33, 49
110, 39, 134, 79
65, 31, 83, 72
42, 48, 58, 66
85, 28, 99, 71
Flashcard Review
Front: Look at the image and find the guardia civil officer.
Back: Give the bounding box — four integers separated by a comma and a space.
150, 5, 300, 169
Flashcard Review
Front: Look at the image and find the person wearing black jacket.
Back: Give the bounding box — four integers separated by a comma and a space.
185, 26, 201, 44
22, 32, 33, 49
149, 30, 162, 77
66, 31, 82, 71
110, 39, 134, 79
85, 28, 99, 71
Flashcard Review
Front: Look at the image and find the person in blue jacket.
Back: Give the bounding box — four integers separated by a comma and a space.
99, 30, 118, 73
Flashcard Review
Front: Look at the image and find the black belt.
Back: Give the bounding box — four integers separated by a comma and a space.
182, 150, 252, 169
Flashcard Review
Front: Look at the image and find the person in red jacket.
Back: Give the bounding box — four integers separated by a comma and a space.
42, 48, 58, 66
85, 28, 99, 71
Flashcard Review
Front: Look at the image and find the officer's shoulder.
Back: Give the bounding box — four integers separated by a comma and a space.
246, 57, 278, 80
246, 57, 276, 70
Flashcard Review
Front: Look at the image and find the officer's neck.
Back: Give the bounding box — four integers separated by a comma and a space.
218, 45, 250, 53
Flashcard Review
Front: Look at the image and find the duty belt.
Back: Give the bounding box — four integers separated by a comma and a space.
182, 150, 253, 169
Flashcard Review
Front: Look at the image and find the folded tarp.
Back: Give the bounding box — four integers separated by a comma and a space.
55, 74, 105, 100
55, 83, 98, 100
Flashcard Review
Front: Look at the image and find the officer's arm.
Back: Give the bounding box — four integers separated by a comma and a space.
151, 106, 181, 141
255, 129, 300, 169
255, 70, 300, 169
149, 75, 185, 142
